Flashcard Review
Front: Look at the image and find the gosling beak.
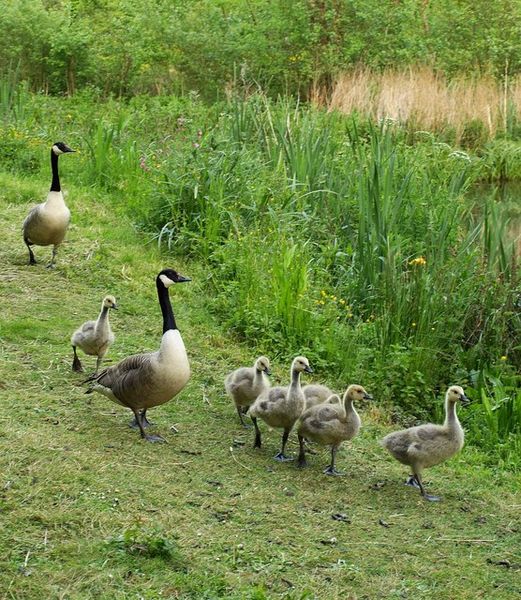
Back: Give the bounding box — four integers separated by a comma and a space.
176, 274, 191, 283
461, 394, 471, 405
112, 304, 118, 310
363, 393, 373, 401
265, 368, 272, 376
304, 366, 313, 374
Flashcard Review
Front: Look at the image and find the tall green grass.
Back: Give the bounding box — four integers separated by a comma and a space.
0, 85, 519, 463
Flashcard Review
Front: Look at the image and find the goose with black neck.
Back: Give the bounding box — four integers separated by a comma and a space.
22, 142, 75, 268
84, 269, 191, 443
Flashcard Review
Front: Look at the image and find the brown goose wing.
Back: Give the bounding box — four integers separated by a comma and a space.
85, 352, 155, 405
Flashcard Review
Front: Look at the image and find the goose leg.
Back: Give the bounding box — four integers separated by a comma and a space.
274, 428, 293, 461
25, 238, 36, 265
132, 409, 164, 443
252, 417, 262, 448
72, 346, 84, 372
414, 472, 441, 502
236, 405, 250, 429
323, 445, 343, 476
297, 434, 307, 468
129, 409, 154, 429
46, 245, 58, 269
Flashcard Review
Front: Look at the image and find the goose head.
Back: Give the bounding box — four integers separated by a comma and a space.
291, 356, 313, 374
103, 295, 118, 310
158, 268, 191, 288
344, 384, 372, 404
255, 356, 271, 376
52, 141, 76, 155
446, 385, 470, 405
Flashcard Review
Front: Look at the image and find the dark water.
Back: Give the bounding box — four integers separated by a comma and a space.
467, 182, 521, 251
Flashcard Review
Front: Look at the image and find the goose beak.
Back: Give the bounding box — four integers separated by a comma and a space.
304, 366, 313, 373
363, 393, 373, 400
64, 145, 76, 153
176, 274, 191, 283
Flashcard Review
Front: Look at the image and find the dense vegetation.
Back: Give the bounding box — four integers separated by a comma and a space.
3, 1, 521, 98
1, 79, 520, 467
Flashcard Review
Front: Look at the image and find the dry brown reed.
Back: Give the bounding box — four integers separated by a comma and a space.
318, 67, 521, 141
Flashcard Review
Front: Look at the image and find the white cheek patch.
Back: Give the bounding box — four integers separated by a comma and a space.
52, 145, 64, 155
159, 274, 174, 287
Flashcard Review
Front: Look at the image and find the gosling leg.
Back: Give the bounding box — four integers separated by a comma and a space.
46, 245, 58, 269
323, 445, 343, 476
297, 434, 307, 468
252, 417, 262, 449
274, 427, 293, 461
236, 405, 250, 429
414, 472, 441, 502
72, 346, 84, 372
25, 238, 36, 265
95, 355, 103, 374
132, 409, 164, 443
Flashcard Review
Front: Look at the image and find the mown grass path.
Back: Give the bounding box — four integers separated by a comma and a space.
0, 174, 520, 599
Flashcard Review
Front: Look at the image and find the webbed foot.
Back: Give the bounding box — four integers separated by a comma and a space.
143, 434, 166, 443
323, 465, 344, 476
406, 475, 421, 489
72, 358, 84, 372
422, 493, 442, 502
274, 452, 293, 462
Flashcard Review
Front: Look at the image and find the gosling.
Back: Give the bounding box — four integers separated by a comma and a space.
298, 385, 372, 475
71, 295, 117, 373
381, 385, 469, 502
303, 383, 334, 409
248, 356, 312, 461
225, 356, 271, 428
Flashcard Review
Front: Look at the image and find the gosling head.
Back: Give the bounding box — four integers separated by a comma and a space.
158, 268, 191, 288
344, 384, 373, 403
52, 141, 76, 155
255, 356, 271, 376
446, 385, 470, 405
291, 356, 313, 374
103, 295, 118, 310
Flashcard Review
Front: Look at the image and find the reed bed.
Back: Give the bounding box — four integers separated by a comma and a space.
322, 68, 521, 142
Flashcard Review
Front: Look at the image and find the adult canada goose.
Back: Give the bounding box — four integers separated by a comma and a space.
248, 356, 312, 461
22, 142, 75, 267
303, 383, 334, 409
381, 385, 469, 502
297, 385, 372, 475
225, 356, 271, 428
71, 295, 118, 373
84, 269, 191, 442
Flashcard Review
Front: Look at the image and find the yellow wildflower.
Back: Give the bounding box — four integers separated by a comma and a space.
409, 256, 427, 267
500, 355, 507, 361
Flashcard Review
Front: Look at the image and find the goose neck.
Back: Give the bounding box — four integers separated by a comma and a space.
290, 369, 301, 389
50, 150, 61, 192
98, 305, 109, 322
444, 398, 459, 429
157, 279, 177, 334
